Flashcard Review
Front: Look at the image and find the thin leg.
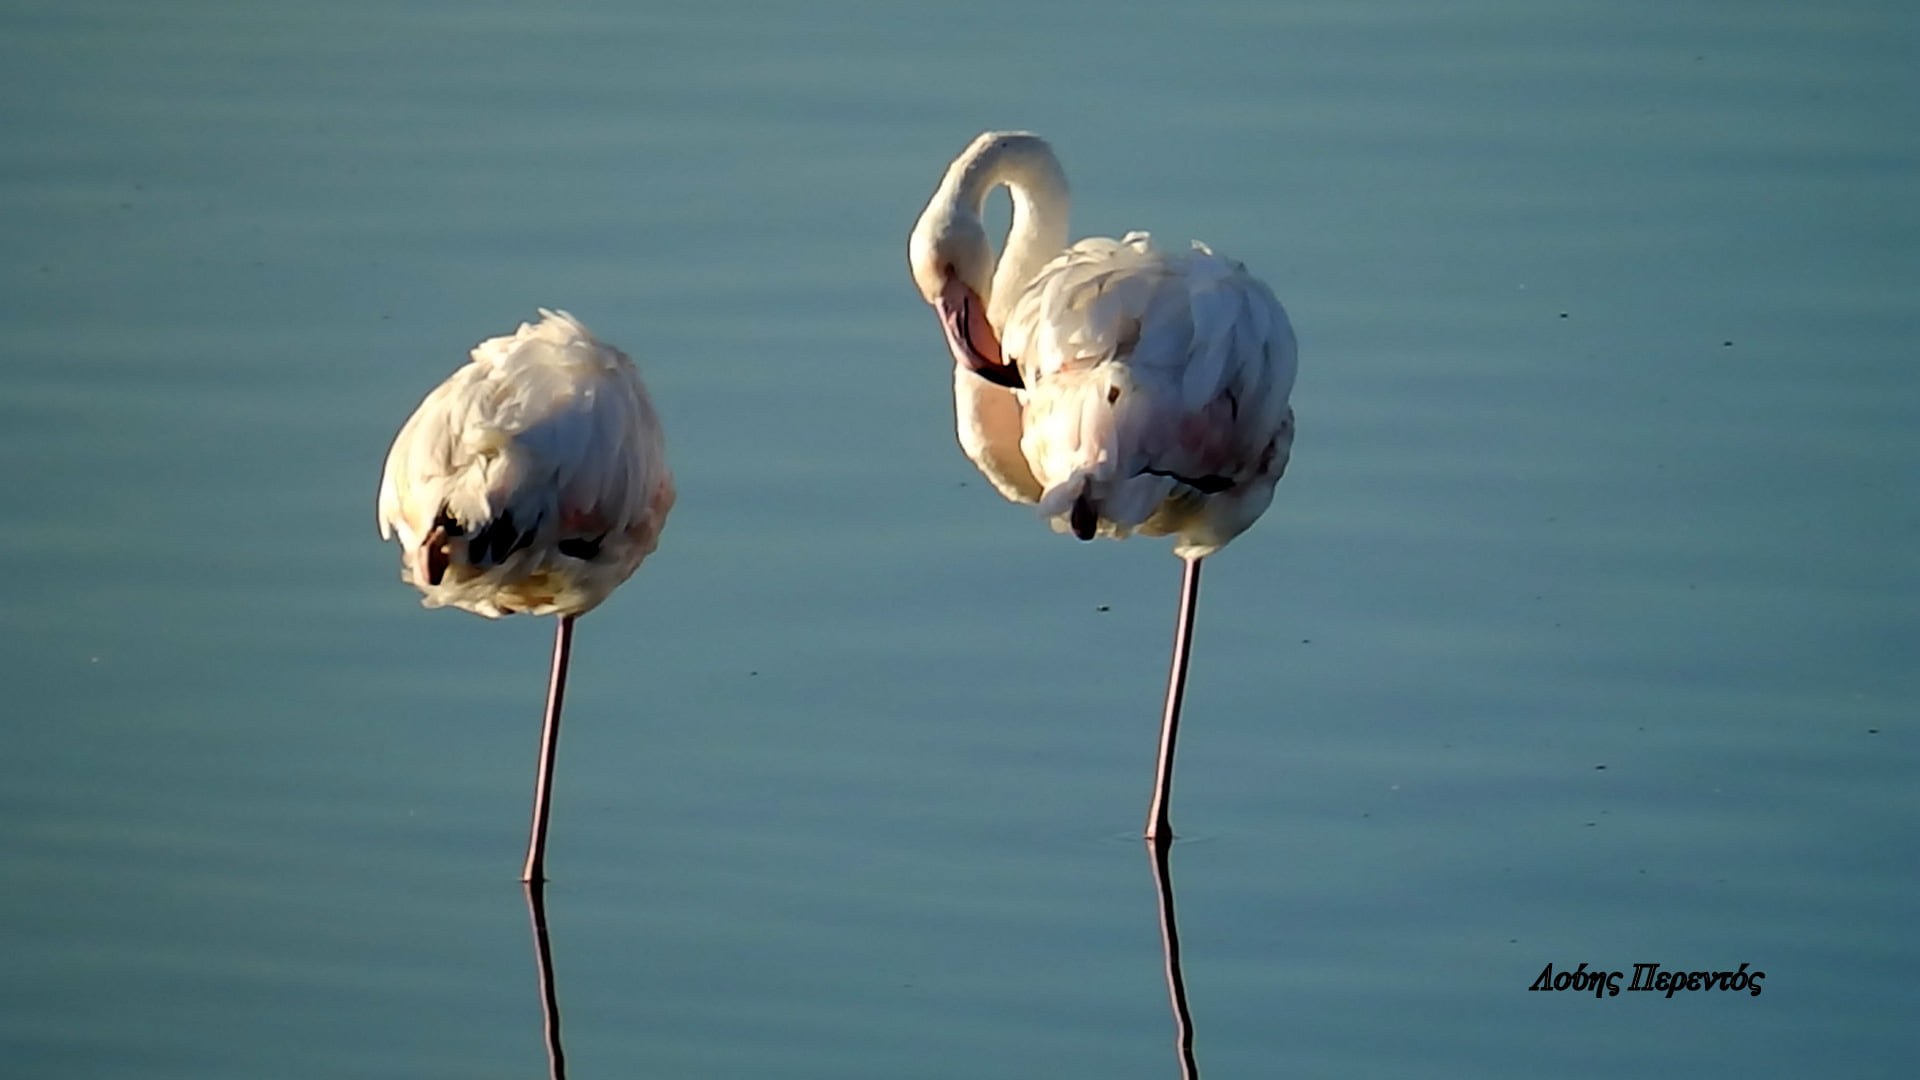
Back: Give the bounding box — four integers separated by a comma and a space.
1147, 836, 1200, 1080
523, 881, 569, 1080
1145, 557, 1204, 841
522, 614, 577, 884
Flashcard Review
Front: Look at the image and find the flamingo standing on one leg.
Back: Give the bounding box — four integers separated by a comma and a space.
377, 309, 674, 882
909, 132, 1298, 841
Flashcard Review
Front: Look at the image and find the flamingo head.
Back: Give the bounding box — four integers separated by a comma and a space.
909, 198, 1019, 388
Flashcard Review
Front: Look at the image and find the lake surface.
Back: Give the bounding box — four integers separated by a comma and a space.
2, 0, 1914, 1076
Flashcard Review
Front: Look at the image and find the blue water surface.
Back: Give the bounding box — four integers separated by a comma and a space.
1, 1, 1914, 1076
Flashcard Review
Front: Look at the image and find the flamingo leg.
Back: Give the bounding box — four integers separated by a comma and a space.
523, 881, 569, 1079
1146, 836, 1200, 1079
1145, 556, 1203, 841
522, 614, 577, 884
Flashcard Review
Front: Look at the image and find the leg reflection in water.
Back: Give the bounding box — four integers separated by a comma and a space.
523, 881, 568, 1080
1147, 837, 1200, 1079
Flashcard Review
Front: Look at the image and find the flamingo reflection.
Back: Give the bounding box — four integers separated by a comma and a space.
1147, 838, 1200, 1079
523, 882, 569, 1080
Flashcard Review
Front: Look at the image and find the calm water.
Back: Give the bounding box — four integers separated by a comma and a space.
2, 0, 1914, 1076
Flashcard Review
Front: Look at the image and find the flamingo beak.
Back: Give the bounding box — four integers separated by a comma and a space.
938, 275, 1023, 389
418, 525, 454, 586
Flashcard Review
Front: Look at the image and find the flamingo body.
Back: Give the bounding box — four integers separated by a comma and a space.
1006, 231, 1296, 557
377, 309, 674, 618
909, 133, 1295, 559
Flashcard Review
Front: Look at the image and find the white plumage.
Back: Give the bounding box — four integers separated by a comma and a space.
377, 308, 674, 618
1008, 232, 1296, 557
908, 132, 1296, 560
908, 131, 1299, 839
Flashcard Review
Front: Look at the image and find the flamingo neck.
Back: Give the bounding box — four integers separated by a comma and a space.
946, 134, 1071, 330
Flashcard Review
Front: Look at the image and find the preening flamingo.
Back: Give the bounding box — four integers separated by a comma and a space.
909, 131, 1298, 840
378, 309, 674, 881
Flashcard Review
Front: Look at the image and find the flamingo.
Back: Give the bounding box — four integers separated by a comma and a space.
377, 309, 675, 882
908, 132, 1298, 841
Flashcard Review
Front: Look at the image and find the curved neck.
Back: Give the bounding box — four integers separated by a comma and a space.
944, 133, 1071, 328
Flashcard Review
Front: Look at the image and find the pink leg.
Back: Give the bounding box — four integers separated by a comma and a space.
1145, 557, 1203, 841
522, 614, 576, 884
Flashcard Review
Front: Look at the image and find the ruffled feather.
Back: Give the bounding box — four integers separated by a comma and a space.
377, 310, 674, 617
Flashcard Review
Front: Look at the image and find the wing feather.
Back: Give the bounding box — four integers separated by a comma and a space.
998, 232, 1296, 555
377, 310, 672, 617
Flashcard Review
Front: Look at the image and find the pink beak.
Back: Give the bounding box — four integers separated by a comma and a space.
938, 275, 1022, 389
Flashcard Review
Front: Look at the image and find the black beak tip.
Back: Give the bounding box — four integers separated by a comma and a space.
973, 360, 1025, 390
1070, 494, 1098, 541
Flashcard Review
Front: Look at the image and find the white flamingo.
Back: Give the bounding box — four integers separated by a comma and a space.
909, 132, 1297, 840
378, 309, 674, 881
